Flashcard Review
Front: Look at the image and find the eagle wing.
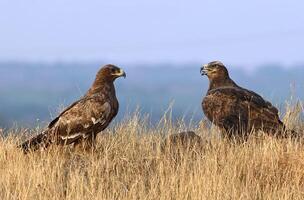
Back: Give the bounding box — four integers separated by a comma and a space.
47, 94, 116, 144
48, 98, 84, 129
202, 86, 283, 134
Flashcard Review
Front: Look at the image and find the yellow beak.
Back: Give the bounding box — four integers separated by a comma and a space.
113, 69, 126, 78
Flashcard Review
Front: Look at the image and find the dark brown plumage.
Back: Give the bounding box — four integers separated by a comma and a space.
201, 61, 293, 139
19, 64, 126, 153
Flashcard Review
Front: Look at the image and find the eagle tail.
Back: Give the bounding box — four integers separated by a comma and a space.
18, 131, 51, 153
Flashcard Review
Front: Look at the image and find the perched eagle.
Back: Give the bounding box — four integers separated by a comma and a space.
19, 64, 126, 153
200, 61, 294, 139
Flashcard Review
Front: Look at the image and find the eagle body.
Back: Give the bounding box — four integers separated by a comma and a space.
48, 84, 119, 145
202, 86, 284, 137
20, 64, 126, 153
201, 61, 288, 138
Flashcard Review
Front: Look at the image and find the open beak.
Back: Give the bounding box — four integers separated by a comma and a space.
200, 65, 208, 76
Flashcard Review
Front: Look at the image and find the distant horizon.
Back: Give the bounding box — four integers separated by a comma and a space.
1, 62, 303, 128
0, 60, 303, 72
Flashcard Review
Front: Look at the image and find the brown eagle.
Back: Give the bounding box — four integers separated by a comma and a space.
200, 61, 294, 139
19, 64, 126, 153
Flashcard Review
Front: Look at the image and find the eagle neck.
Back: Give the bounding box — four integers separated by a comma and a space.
208, 76, 237, 91
86, 80, 116, 97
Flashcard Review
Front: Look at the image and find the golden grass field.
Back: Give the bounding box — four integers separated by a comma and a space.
1, 102, 304, 200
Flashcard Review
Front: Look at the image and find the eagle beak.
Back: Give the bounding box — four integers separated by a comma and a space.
114, 69, 126, 78
200, 65, 208, 76
122, 71, 126, 78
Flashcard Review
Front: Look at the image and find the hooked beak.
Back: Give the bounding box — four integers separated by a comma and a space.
200, 64, 208, 76
121, 70, 126, 78
114, 69, 126, 78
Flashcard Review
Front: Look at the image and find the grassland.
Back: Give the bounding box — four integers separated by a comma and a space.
0, 103, 304, 200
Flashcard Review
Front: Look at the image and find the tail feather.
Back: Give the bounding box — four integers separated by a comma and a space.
18, 131, 51, 153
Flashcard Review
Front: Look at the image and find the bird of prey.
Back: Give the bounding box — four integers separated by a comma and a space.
200, 61, 294, 139
19, 64, 126, 153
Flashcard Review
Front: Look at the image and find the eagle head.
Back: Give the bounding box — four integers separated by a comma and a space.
88, 64, 126, 95
97, 64, 126, 82
200, 61, 229, 79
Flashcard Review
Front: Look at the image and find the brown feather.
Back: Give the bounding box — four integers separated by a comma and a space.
19, 64, 125, 153
201, 61, 291, 139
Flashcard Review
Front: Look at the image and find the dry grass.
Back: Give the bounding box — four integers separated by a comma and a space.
1, 103, 304, 200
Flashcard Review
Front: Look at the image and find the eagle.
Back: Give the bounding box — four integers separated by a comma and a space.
19, 64, 126, 153
200, 61, 294, 139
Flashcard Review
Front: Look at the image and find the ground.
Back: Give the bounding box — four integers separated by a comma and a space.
0, 104, 304, 200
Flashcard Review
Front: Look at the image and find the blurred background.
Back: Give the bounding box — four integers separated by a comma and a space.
0, 0, 303, 128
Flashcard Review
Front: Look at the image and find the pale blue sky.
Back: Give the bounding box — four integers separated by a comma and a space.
0, 0, 303, 67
